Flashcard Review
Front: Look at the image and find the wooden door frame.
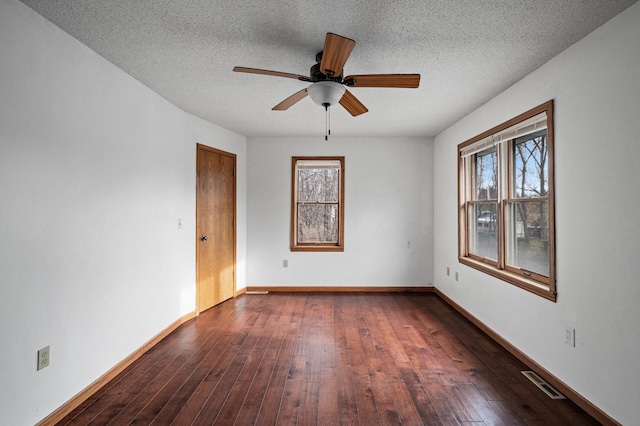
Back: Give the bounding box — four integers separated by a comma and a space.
196, 143, 237, 314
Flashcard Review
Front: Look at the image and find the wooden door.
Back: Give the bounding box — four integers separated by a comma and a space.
196, 144, 236, 313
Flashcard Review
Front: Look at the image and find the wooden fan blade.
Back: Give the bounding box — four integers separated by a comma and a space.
272, 89, 308, 111
339, 89, 368, 117
319, 33, 356, 77
343, 74, 421, 88
233, 66, 311, 82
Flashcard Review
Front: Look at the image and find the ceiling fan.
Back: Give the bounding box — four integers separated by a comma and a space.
233, 33, 420, 137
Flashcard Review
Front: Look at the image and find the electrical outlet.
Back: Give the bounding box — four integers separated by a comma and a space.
407, 241, 411, 249
177, 218, 182, 229
565, 325, 575, 347
447, 267, 450, 276
37, 346, 50, 370
283, 259, 288, 268
455, 272, 459, 281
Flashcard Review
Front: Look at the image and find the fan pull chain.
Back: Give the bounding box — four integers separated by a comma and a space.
324, 103, 330, 141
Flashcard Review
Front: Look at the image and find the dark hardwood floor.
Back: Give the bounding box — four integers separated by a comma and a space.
57, 293, 599, 425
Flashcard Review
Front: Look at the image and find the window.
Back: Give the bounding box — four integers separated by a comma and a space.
458, 101, 555, 300
291, 157, 345, 251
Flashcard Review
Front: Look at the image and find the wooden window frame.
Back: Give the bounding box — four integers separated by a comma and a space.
458, 101, 556, 301
291, 156, 345, 252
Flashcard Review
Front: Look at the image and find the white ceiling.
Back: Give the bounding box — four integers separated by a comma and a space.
20, 0, 638, 138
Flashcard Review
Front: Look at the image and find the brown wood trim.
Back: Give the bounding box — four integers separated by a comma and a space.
36, 311, 197, 426
467, 252, 499, 268
459, 257, 556, 301
458, 155, 465, 259
457, 100, 555, 300
502, 196, 549, 204
434, 288, 620, 426
546, 101, 556, 294
196, 143, 237, 158
290, 246, 345, 252
290, 156, 297, 250
290, 156, 345, 251
458, 100, 554, 150
245, 286, 435, 293
503, 264, 550, 286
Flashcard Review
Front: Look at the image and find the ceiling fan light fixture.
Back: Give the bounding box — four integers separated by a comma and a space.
307, 81, 346, 107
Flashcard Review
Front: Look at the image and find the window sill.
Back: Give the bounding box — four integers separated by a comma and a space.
459, 257, 556, 302
291, 245, 344, 252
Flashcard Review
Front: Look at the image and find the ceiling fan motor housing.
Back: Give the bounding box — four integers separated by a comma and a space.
310, 61, 343, 82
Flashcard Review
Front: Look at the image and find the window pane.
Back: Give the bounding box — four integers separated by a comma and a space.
298, 168, 339, 202
475, 147, 497, 200
298, 204, 338, 243
468, 202, 498, 260
513, 130, 548, 198
506, 201, 549, 276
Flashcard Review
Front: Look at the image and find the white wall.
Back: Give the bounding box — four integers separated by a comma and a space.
0, 1, 246, 424
433, 2, 640, 424
247, 136, 433, 288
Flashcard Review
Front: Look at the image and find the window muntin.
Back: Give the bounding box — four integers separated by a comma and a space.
291, 157, 344, 251
458, 101, 555, 300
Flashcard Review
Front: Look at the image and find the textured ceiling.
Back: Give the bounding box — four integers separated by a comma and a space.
20, 0, 638, 138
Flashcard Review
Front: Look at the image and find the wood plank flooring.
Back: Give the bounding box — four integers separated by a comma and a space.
57, 293, 599, 425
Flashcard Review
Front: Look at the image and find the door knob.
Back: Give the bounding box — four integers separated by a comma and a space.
200, 235, 208, 241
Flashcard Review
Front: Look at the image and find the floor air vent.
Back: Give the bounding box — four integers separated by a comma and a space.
521, 371, 566, 399
245, 290, 269, 294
